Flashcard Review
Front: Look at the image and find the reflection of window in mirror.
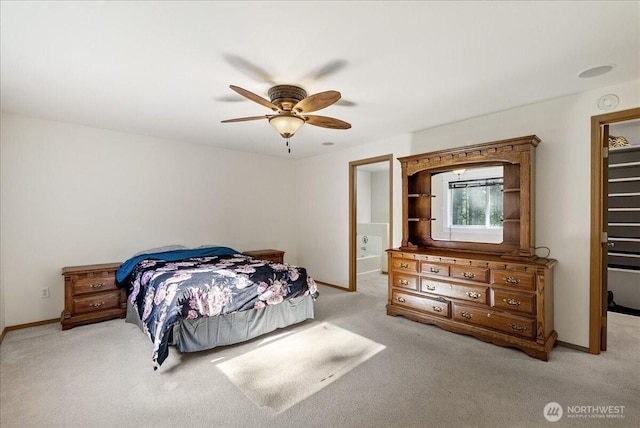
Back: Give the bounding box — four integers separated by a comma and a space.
431, 166, 504, 243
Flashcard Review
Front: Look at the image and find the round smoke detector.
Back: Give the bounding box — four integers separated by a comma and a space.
597, 94, 619, 111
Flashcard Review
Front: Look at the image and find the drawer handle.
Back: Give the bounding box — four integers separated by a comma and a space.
90, 282, 105, 289
503, 298, 521, 306
461, 311, 472, 319
504, 276, 520, 285
432, 306, 443, 313
466, 291, 481, 299
462, 272, 475, 279
426, 285, 436, 291
400, 262, 409, 268
399, 279, 409, 286
510, 323, 526, 332
89, 301, 106, 308
429, 267, 440, 273
396, 296, 406, 303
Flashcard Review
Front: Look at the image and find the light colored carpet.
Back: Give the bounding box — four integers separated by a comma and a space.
217, 322, 385, 414
1, 284, 638, 427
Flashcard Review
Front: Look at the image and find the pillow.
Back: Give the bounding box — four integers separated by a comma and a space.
132, 245, 187, 257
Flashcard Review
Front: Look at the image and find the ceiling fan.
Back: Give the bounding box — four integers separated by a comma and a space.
221, 84, 351, 151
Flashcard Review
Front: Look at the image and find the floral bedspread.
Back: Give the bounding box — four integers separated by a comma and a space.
122, 253, 318, 368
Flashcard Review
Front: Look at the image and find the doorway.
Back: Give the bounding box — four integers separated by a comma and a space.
349, 155, 393, 294
589, 107, 640, 354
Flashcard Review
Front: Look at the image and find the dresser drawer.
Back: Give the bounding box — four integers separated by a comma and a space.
391, 290, 450, 318
73, 291, 121, 314
492, 270, 535, 291
72, 274, 117, 295
421, 278, 489, 305
392, 258, 418, 272
392, 273, 418, 291
492, 289, 536, 315
451, 265, 490, 283
420, 261, 450, 278
452, 303, 535, 339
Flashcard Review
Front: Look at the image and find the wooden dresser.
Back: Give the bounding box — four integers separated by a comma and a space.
388, 249, 556, 360
389, 136, 558, 360
243, 249, 285, 263
61, 262, 126, 330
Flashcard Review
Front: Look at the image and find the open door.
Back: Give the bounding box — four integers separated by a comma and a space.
590, 107, 640, 354
349, 155, 393, 292
600, 124, 609, 351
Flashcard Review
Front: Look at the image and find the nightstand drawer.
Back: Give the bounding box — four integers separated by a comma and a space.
61, 262, 124, 330
73, 275, 117, 295
73, 291, 121, 314
243, 249, 285, 264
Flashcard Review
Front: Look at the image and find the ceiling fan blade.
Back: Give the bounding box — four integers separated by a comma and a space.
304, 115, 351, 130
229, 85, 279, 111
300, 60, 347, 82
293, 90, 341, 113
221, 115, 269, 123
222, 54, 276, 85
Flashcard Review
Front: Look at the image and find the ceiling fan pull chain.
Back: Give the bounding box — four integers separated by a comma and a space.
286, 137, 291, 153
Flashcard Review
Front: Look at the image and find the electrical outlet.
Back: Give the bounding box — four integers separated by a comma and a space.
41, 287, 49, 298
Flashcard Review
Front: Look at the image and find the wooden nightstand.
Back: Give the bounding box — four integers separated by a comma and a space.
243, 249, 285, 263
60, 262, 126, 330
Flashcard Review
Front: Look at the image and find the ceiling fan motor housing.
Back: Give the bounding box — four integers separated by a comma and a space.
268, 85, 307, 111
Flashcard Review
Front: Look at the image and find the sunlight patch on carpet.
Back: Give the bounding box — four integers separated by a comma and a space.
216, 322, 385, 413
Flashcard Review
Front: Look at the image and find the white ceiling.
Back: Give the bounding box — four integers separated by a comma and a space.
1, 1, 638, 159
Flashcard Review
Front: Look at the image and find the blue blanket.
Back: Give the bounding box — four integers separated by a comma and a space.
116, 246, 238, 285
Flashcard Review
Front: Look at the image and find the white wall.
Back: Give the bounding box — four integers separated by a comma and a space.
295, 134, 411, 288
410, 80, 640, 348
371, 170, 390, 224
0, 113, 298, 326
356, 169, 372, 223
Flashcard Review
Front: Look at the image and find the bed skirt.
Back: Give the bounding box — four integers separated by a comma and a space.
126, 294, 315, 353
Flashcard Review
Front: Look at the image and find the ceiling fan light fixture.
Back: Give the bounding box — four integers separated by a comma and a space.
269, 115, 305, 138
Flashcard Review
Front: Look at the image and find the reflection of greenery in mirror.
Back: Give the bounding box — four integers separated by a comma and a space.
450, 177, 503, 227
431, 166, 504, 243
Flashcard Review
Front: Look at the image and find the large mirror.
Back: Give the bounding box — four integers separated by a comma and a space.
431, 166, 504, 243
399, 135, 538, 259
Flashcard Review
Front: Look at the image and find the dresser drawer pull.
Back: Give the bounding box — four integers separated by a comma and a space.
89, 301, 106, 308
461, 311, 472, 319
432, 306, 443, 313
396, 296, 406, 303
399, 279, 409, 286
90, 282, 105, 289
510, 323, 526, 332
504, 276, 520, 285
425, 285, 436, 291
400, 262, 409, 268
462, 272, 475, 279
503, 298, 521, 306
465, 291, 481, 299
429, 267, 440, 273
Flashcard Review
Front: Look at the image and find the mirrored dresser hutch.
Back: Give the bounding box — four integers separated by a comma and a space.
387, 135, 557, 360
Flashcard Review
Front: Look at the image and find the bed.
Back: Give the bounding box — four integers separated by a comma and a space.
115, 245, 319, 369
